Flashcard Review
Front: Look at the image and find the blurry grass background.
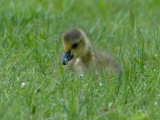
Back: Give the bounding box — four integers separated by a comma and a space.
0, 0, 160, 119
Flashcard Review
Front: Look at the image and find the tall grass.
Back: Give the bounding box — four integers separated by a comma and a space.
0, 0, 159, 119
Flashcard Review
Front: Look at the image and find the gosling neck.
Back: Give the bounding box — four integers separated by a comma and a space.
79, 39, 93, 64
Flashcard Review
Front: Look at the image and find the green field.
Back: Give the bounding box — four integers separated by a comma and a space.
0, 0, 160, 119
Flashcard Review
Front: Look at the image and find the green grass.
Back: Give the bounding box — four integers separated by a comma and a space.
0, 0, 160, 119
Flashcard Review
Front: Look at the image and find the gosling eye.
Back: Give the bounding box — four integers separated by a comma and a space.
72, 43, 78, 49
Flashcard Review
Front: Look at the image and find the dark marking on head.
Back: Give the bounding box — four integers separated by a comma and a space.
72, 43, 78, 49
63, 28, 82, 41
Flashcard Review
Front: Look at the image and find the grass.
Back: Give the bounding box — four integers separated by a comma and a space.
0, 0, 160, 119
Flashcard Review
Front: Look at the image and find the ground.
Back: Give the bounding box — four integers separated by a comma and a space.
0, 0, 160, 120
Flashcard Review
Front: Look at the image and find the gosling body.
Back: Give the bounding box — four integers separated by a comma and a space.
61, 28, 121, 75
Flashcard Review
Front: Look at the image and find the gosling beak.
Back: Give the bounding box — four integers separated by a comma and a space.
62, 51, 73, 65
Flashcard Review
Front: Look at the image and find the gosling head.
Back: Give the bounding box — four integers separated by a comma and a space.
61, 28, 87, 65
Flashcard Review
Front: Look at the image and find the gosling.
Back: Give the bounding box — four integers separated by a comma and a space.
61, 28, 121, 75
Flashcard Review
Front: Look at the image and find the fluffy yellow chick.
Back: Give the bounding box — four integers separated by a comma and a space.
61, 28, 122, 75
